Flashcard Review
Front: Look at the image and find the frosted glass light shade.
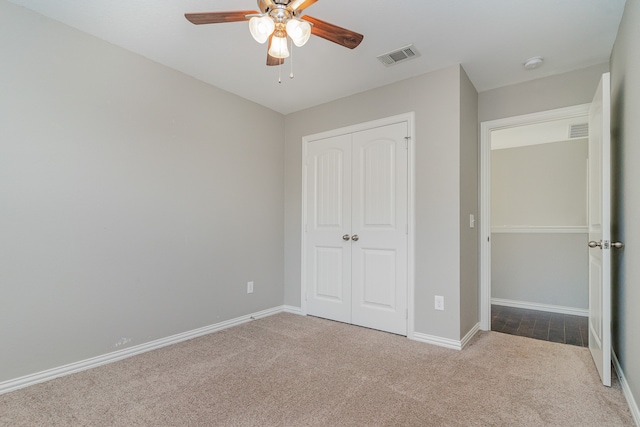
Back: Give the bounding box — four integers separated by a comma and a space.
286, 19, 311, 47
249, 16, 275, 44
268, 35, 290, 58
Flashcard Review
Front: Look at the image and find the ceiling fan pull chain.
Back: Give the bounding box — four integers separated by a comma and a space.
290, 38, 295, 79
278, 59, 282, 84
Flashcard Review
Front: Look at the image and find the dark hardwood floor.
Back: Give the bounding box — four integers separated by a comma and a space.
491, 305, 588, 347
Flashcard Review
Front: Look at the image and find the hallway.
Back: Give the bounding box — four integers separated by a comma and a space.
491, 305, 588, 347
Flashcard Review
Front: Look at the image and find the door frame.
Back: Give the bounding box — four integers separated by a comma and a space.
300, 112, 416, 338
479, 104, 591, 330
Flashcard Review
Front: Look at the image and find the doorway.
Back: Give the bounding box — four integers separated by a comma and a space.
479, 104, 592, 331
300, 113, 415, 337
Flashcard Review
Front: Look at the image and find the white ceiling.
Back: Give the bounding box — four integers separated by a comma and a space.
8, 0, 626, 114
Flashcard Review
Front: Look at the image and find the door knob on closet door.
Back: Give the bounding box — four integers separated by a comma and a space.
343, 234, 351, 241
588, 240, 602, 249
351, 235, 359, 241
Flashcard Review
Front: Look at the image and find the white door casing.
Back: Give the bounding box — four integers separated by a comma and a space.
302, 115, 413, 337
587, 72, 612, 387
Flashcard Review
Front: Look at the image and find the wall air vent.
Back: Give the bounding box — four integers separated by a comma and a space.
377, 44, 420, 66
569, 123, 589, 139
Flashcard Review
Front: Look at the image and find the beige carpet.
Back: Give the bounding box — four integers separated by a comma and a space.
0, 313, 634, 426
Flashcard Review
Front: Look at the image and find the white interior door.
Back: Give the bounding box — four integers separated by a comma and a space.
305, 134, 353, 324
587, 72, 611, 387
351, 123, 408, 335
305, 121, 408, 335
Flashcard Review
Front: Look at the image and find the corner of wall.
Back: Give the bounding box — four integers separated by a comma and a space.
459, 66, 480, 338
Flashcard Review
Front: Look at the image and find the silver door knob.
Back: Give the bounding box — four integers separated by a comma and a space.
588, 241, 602, 248
342, 234, 351, 241
612, 241, 625, 249
351, 234, 359, 242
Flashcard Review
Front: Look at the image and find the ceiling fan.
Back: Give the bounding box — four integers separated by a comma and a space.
185, 0, 364, 66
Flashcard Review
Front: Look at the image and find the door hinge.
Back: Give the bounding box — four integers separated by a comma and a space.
404, 136, 410, 149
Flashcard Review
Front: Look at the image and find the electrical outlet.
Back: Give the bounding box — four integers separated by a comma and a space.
247, 281, 254, 294
435, 295, 444, 311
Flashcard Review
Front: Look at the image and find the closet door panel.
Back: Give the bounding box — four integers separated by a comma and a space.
351, 122, 408, 335
305, 135, 352, 323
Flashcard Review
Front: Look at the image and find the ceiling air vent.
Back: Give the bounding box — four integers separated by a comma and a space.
377, 44, 420, 66
569, 123, 589, 139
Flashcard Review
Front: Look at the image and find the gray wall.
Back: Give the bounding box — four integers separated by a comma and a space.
284, 65, 479, 341
460, 69, 480, 336
491, 140, 588, 310
492, 140, 588, 227
491, 233, 588, 308
479, 63, 609, 123
611, 0, 640, 414
0, 2, 285, 382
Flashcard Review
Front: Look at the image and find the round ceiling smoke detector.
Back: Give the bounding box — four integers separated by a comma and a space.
523, 56, 544, 70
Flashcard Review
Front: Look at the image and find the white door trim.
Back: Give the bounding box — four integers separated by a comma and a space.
479, 104, 590, 330
301, 112, 416, 339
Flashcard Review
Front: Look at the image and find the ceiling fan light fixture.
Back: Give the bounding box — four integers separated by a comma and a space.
286, 19, 311, 47
269, 34, 290, 58
249, 15, 275, 44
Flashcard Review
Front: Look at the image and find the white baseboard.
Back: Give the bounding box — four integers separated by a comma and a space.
412, 332, 461, 350
461, 322, 481, 349
412, 323, 480, 351
0, 305, 285, 396
283, 305, 304, 315
613, 350, 640, 426
492, 298, 588, 317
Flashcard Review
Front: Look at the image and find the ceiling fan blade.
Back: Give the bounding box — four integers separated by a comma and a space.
185, 10, 258, 25
289, 0, 318, 12
266, 36, 285, 66
301, 16, 363, 49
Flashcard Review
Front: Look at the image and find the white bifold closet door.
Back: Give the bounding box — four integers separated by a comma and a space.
305, 121, 408, 335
